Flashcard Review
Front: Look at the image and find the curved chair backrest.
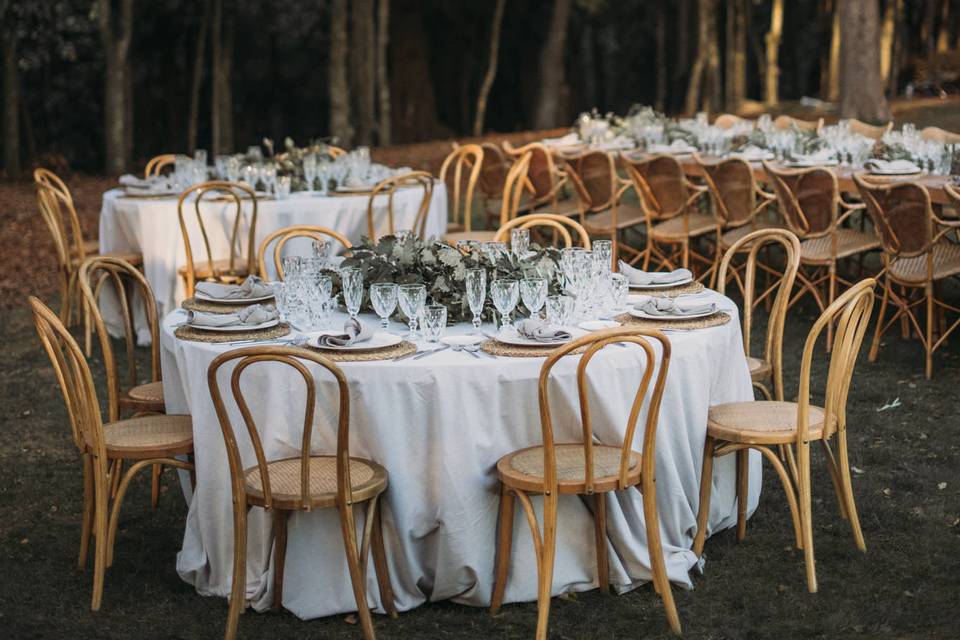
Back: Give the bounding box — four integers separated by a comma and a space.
439, 144, 483, 232
763, 162, 839, 238
493, 213, 591, 249
854, 174, 933, 259
846, 119, 892, 141
494, 150, 533, 228
257, 224, 353, 280
696, 155, 760, 226
563, 150, 630, 214
327, 145, 347, 158
773, 115, 823, 133
145, 154, 176, 178
718, 228, 801, 401
477, 142, 511, 198
78, 257, 160, 422
502, 141, 564, 206
207, 346, 353, 511
538, 328, 671, 493
177, 181, 259, 297
34, 169, 87, 270
796, 279, 875, 442
34, 167, 74, 205
714, 114, 749, 129
622, 153, 693, 221
920, 126, 960, 144
366, 171, 434, 241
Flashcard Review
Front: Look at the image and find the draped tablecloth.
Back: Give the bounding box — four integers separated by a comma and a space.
160, 292, 758, 620
99, 185, 448, 340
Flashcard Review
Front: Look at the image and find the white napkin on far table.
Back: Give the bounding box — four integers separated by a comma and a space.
515, 319, 572, 342
864, 158, 922, 174
542, 132, 581, 147
649, 140, 697, 154
633, 296, 717, 317
618, 261, 693, 287
186, 304, 278, 328
315, 318, 375, 347
196, 276, 274, 300
788, 148, 838, 166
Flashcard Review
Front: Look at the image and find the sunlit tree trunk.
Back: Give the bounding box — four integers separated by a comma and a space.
826, 0, 841, 102
936, 0, 951, 53
329, 0, 352, 147
97, 0, 134, 174
839, 0, 891, 121
376, 0, 391, 145
533, 0, 572, 129
725, 0, 747, 112
880, 0, 895, 85
187, 0, 211, 152
473, 0, 505, 136
764, 0, 784, 106
2, 30, 19, 176
685, 0, 720, 115
351, 0, 375, 145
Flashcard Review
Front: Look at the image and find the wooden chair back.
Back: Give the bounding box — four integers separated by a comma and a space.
78, 257, 161, 422
327, 145, 347, 158
496, 150, 533, 227
257, 225, 353, 280
714, 114, 749, 129
854, 174, 933, 259
502, 141, 565, 207
145, 154, 176, 177
623, 153, 699, 221
920, 126, 960, 144
34, 169, 87, 271
439, 144, 483, 232
846, 119, 892, 140
773, 115, 823, 133
696, 155, 764, 226
366, 171, 434, 241
476, 142, 511, 198
493, 213, 591, 249
563, 150, 630, 214
177, 181, 258, 296
538, 328, 671, 493
718, 228, 801, 401
207, 346, 354, 511
763, 162, 839, 238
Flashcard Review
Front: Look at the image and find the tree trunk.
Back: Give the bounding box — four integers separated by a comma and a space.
684, 0, 720, 115
376, 0, 392, 145
210, 1, 234, 155
187, 0, 211, 152
922, 0, 937, 59
936, 0, 951, 53
220, 13, 234, 153
764, 0, 784, 106
828, 0, 841, 101
473, 0, 505, 137
329, 0, 352, 147
98, 0, 134, 175
880, 0, 895, 85
211, 0, 222, 154
2, 32, 19, 177
655, 3, 667, 112
725, 0, 747, 112
839, 0, 891, 121
532, 0, 572, 130
350, 0, 375, 145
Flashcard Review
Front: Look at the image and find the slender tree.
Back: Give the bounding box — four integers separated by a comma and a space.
329, 0, 352, 146
187, 0, 211, 152
684, 0, 721, 115
473, 0, 505, 136
350, 0, 375, 145
839, 0, 891, 121
764, 0, 784, 106
725, 0, 747, 112
533, 0, 572, 130
376, 0, 391, 145
97, 0, 134, 174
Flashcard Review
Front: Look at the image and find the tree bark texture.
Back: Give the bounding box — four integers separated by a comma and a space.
764, 0, 784, 106
725, 0, 747, 112
533, 0, 572, 130
376, 0, 392, 145
350, 0, 376, 145
187, 0, 211, 152
839, 0, 891, 121
684, 0, 721, 115
329, 0, 352, 147
473, 0, 505, 137
2, 32, 19, 176
98, 0, 134, 174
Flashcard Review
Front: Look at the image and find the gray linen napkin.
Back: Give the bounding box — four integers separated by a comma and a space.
618, 262, 693, 287
633, 296, 717, 317
515, 319, 572, 342
187, 304, 278, 328
196, 275, 274, 300
316, 318, 375, 347
864, 158, 921, 174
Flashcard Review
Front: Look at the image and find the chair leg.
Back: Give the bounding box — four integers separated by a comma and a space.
925, 286, 934, 379
693, 436, 715, 557
534, 492, 558, 640
592, 492, 609, 593
835, 430, 866, 552
79, 453, 94, 571
224, 503, 249, 640
272, 510, 290, 612
639, 484, 681, 635
797, 441, 817, 593
150, 464, 162, 510
338, 501, 377, 640
370, 499, 398, 618
826, 266, 837, 352
490, 484, 515, 615
736, 449, 748, 542
90, 465, 110, 611
868, 278, 891, 362
59, 272, 72, 324
820, 439, 849, 520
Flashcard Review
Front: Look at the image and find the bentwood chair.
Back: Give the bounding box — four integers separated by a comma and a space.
144, 154, 176, 177
489, 328, 681, 638
29, 296, 194, 611
327, 145, 347, 158
717, 228, 801, 402
257, 225, 353, 280
502, 141, 578, 216
764, 163, 881, 348
367, 171, 434, 241
846, 119, 892, 141
447, 151, 533, 245
694, 279, 876, 594
623, 152, 713, 274
853, 176, 960, 378
562, 149, 646, 265
177, 181, 258, 298
714, 114, 751, 129
920, 126, 960, 144
475, 142, 522, 228
493, 213, 592, 249
773, 115, 823, 133
439, 144, 484, 235
207, 346, 396, 640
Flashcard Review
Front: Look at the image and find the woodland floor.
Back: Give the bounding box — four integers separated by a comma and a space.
1, 103, 960, 639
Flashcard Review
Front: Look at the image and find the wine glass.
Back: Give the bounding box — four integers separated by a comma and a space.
276, 175, 291, 199
310, 274, 333, 329
490, 279, 519, 328
465, 268, 486, 332
592, 240, 613, 273
520, 277, 547, 320
194, 149, 208, 166
370, 282, 398, 331
340, 267, 364, 319
511, 228, 530, 259
226, 156, 241, 183
311, 239, 330, 269
262, 163, 278, 195
546, 294, 574, 326
398, 283, 427, 339
302, 153, 318, 191
421, 304, 447, 343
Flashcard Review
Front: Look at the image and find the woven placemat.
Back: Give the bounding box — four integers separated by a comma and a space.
628, 280, 704, 298
181, 297, 273, 313
174, 323, 291, 343
308, 340, 416, 362
614, 311, 731, 331
480, 339, 587, 358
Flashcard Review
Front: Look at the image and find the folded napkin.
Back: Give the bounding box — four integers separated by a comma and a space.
344, 175, 369, 188
789, 148, 838, 166
633, 296, 717, 317
196, 275, 274, 300
593, 135, 635, 151
515, 319, 572, 342
119, 174, 151, 188
542, 132, 581, 147
618, 261, 693, 286
315, 318, 375, 347
864, 158, 921, 174
187, 303, 278, 328
649, 140, 697, 154
734, 145, 773, 161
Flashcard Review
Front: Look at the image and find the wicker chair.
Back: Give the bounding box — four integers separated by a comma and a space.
257, 225, 353, 280
144, 154, 176, 177
623, 152, 713, 274
366, 171, 434, 241
493, 213, 591, 249
475, 142, 524, 227
29, 296, 194, 611
490, 328, 681, 638
920, 126, 960, 144
764, 163, 881, 348
853, 176, 960, 378
845, 119, 892, 141
446, 151, 532, 244
327, 145, 347, 158
502, 141, 578, 216
438, 144, 483, 235
693, 279, 876, 594
207, 346, 396, 640
773, 115, 823, 133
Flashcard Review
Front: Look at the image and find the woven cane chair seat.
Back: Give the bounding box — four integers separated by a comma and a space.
799, 229, 881, 264
747, 356, 772, 383
497, 443, 642, 494
102, 414, 193, 459
887, 240, 960, 284
651, 211, 716, 241
243, 456, 387, 509
707, 401, 836, 446
119, 381, 166, 415
583, 203, 646, 231
719, 221, 785, 249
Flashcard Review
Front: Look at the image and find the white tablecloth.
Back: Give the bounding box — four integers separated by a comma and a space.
99, 186, 448, 340
160, 293, 758, 620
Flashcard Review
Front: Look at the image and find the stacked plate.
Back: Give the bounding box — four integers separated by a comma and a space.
308, 331, 402, 352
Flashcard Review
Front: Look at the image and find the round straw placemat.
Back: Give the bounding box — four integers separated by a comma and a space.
181, 297, 273, 314
175, 323, 291, 343
308, 340, 416, 362
614, 311, 731, 330
480, 339, 587, 358
629, 280, 704, 298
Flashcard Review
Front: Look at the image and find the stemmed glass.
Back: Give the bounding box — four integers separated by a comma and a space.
310, 274, 333, 329
465, 268, 486, 332
262, 163, 278, 195
226, 156, 241, 183
398, 284, 427, 339
312, 239, 330, 269
370, 282, 398, 331
316, 161, 331, 195
490, 279, 519, 329
520, 277, 547, 320
302, 153, 318, 191
340, 267, 364, 319
592, 240, 613, 273
546, 294, 574, 326
421, 305, 447, 343
511, 228, 530, 259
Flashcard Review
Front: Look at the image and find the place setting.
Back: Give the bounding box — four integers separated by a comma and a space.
174, 275, 292, 343
617, 261, 705, 297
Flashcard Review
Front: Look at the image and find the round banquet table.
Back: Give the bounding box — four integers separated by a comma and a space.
99, 185, 448, 341
159, 291, 759, 619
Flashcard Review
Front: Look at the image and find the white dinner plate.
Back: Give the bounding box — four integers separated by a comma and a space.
194, 291, 275, 304
187, 318, 279, 332
494, 326, 582, 347
628, 276, 694, 290
868, 168, 923, 176
441, 335, 484, 347
648, 145, 697, 156
734, 151, 775, 162
628, 307, 717, 321
308, 331, 402, 351
785, 159, 839, 168
579, 320, 621, 331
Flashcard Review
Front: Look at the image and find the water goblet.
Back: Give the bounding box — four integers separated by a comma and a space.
490, 279, 519, 328
262, 163, 278, 195
276, 175, 291, 199
281, 255, 305, 281
465, 268, 487, 332
421, 304, 448, 343
194, 149, 208, 166
302, 153, 318, 191
370, 282, 399, 331
226, 156, 241, 183
340, 267, 364, 319
546, 294, 574, 326
609, 273, 629, 313
398, 283, 427, 339
511, 228, 530, 259
520, 277, 547, 319
241, 164, 257, 189
592, 240, 613, 273
309, 274, 333, 329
